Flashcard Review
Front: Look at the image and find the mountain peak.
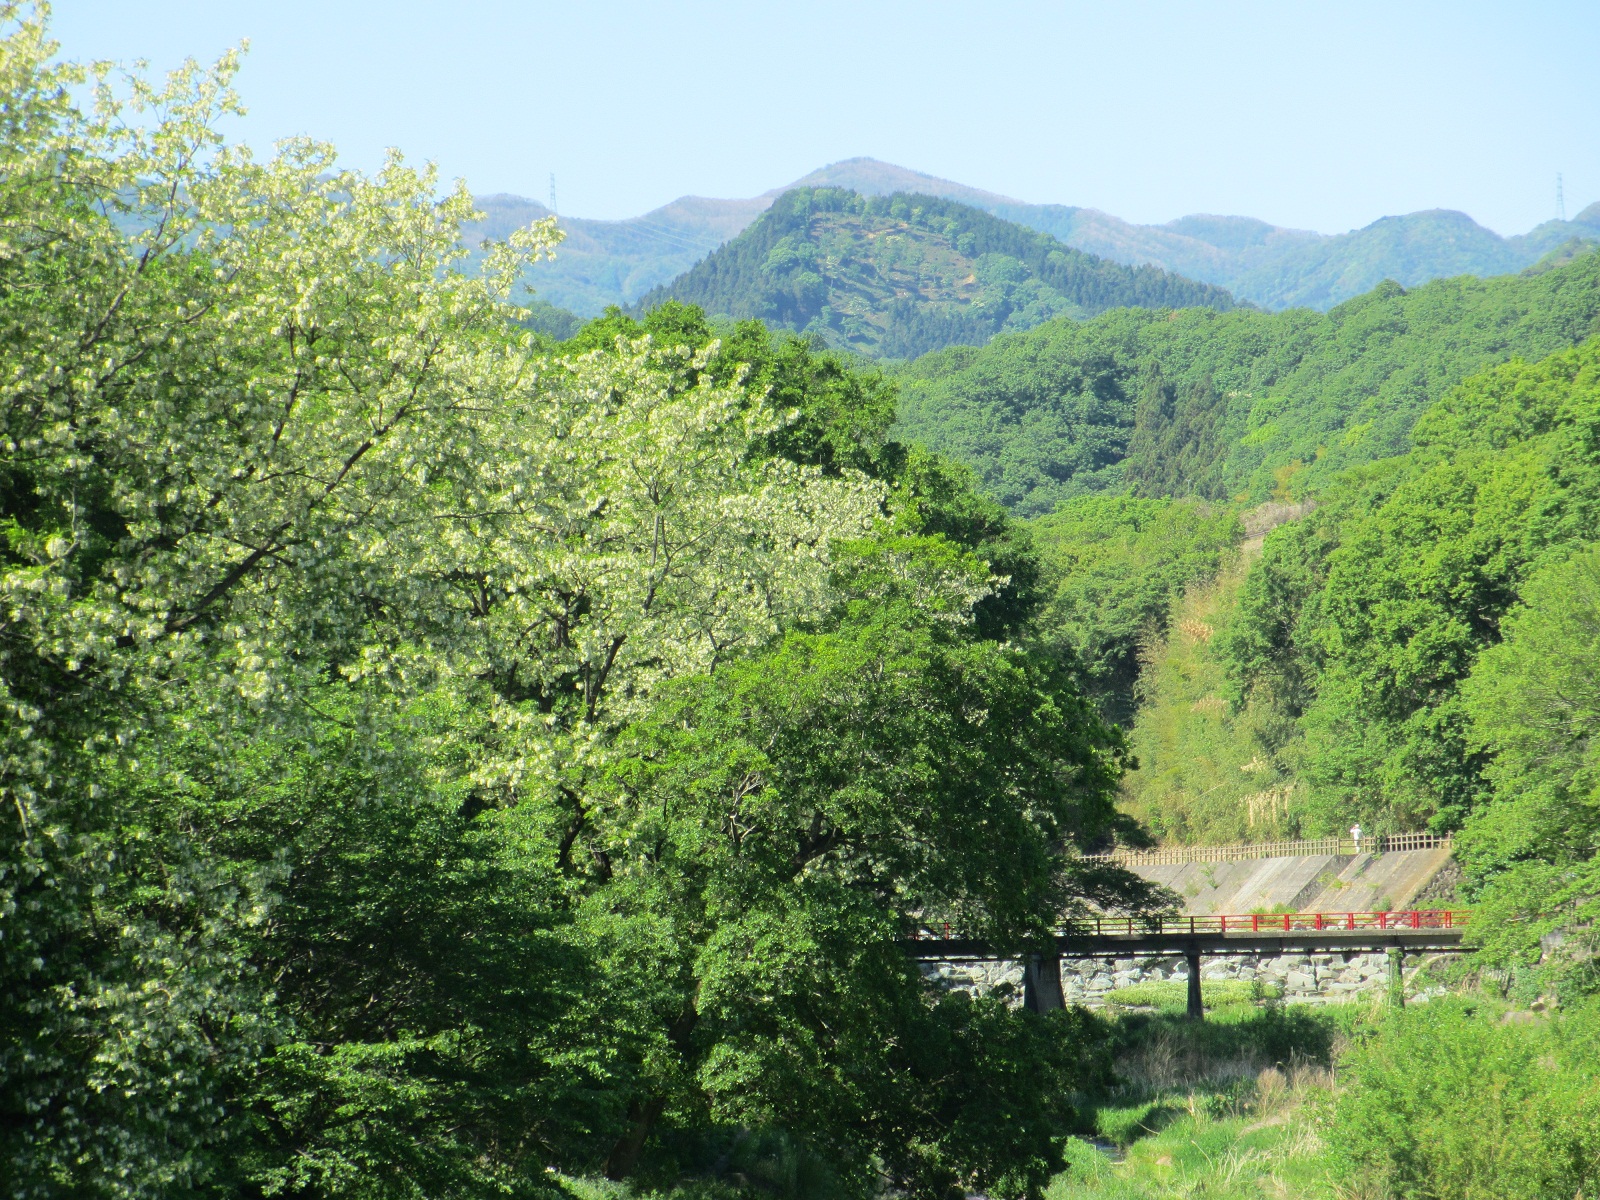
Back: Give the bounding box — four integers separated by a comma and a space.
780, 158, 1023, 210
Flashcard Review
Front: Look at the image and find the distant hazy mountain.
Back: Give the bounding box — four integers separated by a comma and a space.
466, 192, 769, 316
1013, 202, 1600, 311
636, 187, 1238, 359
468, 158, 1600, 318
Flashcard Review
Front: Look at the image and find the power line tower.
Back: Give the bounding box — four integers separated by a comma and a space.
1558, 173, 1567, 222
549, 173, 558, 217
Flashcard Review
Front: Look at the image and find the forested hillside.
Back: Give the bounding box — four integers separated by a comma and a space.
636, 187, 1239, 358
896, 250, 1600, 514
1097, 332, 1600, 996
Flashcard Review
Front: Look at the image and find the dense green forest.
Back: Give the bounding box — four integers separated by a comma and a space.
985, 298, 1600, 862
13, 10, 1600, 1200
895, 250, 1600, 514
635, 188, 1239, 359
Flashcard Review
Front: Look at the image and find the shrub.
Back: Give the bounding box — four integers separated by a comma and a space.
1329, 998, 1600, 1198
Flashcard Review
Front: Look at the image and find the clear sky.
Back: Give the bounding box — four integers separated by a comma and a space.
47, 0, 1600, 235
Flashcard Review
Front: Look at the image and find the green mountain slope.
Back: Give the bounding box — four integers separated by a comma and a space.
636, 188, 1240, 359
893, 248, 1600, 514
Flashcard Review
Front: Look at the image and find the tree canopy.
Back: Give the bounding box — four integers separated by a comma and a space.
0, 13, 1154, 1197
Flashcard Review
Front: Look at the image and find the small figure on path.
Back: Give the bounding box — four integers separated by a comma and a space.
1350, 823, 1363, 853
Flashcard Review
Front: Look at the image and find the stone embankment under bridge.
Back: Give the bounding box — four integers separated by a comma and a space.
928, 835, 1460, 1010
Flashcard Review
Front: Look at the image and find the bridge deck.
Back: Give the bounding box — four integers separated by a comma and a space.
908, 910, 1469, 960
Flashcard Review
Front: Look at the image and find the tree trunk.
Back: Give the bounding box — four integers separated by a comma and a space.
604, 1095, 665, 1181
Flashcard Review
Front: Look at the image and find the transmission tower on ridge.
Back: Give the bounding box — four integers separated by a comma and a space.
1558, 173, 1567, 222
549, 173, 558, 217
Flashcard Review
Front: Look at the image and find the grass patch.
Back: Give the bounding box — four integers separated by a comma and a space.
1103, 979, 1279, 1008
1092, 1099, 1180, 1146
1054, 1004, 1348, 1197
1052, 1109, 1335, 1200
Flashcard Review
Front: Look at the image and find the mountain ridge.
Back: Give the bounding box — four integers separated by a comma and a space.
466, 158, 1600, 317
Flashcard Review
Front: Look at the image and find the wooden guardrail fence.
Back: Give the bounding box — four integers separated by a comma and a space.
1082, 832, 1451, 867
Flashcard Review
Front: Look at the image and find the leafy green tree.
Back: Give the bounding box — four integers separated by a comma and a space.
0, 14, 1143, 1197
581, 572, 1150, 1194
1456, 546, 1600, 984
0, 17, 875, 1194
1288, 341, 1600, 832
1330, 999, 1600, 1199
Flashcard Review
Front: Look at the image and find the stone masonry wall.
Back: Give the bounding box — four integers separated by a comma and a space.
929, 950, 1432, 1008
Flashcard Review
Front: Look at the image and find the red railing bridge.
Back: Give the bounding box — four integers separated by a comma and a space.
907, 910, 1471, 1018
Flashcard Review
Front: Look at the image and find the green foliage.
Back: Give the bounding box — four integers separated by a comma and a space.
1026, 495, 1241, 723
894, 258, 1600, 514
1328, 999, 1600, 1199
1220, 337, 1600, 835
522, 297, 586, 340
587, 587, 1151, 1195
566, 301, 904, 479
640, 187, 1238, 360
0, 15, 1138, 1197
1455, 546, 1600, 988
1114, 334, 1600, 845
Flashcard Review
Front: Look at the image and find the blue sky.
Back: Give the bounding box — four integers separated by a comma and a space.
48, 1, 1600, 235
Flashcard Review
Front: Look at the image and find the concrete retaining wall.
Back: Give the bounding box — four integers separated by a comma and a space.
1134, 847, 1455, 916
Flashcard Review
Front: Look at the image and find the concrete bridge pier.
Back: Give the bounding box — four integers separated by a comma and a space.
1023, 953, 1064, 1012
1186, 948, 1203, 1020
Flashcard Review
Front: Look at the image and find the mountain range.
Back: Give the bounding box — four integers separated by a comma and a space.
467, 158, 1600, 318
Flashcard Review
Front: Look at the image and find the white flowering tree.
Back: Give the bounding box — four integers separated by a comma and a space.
0, 8, 883, 1193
